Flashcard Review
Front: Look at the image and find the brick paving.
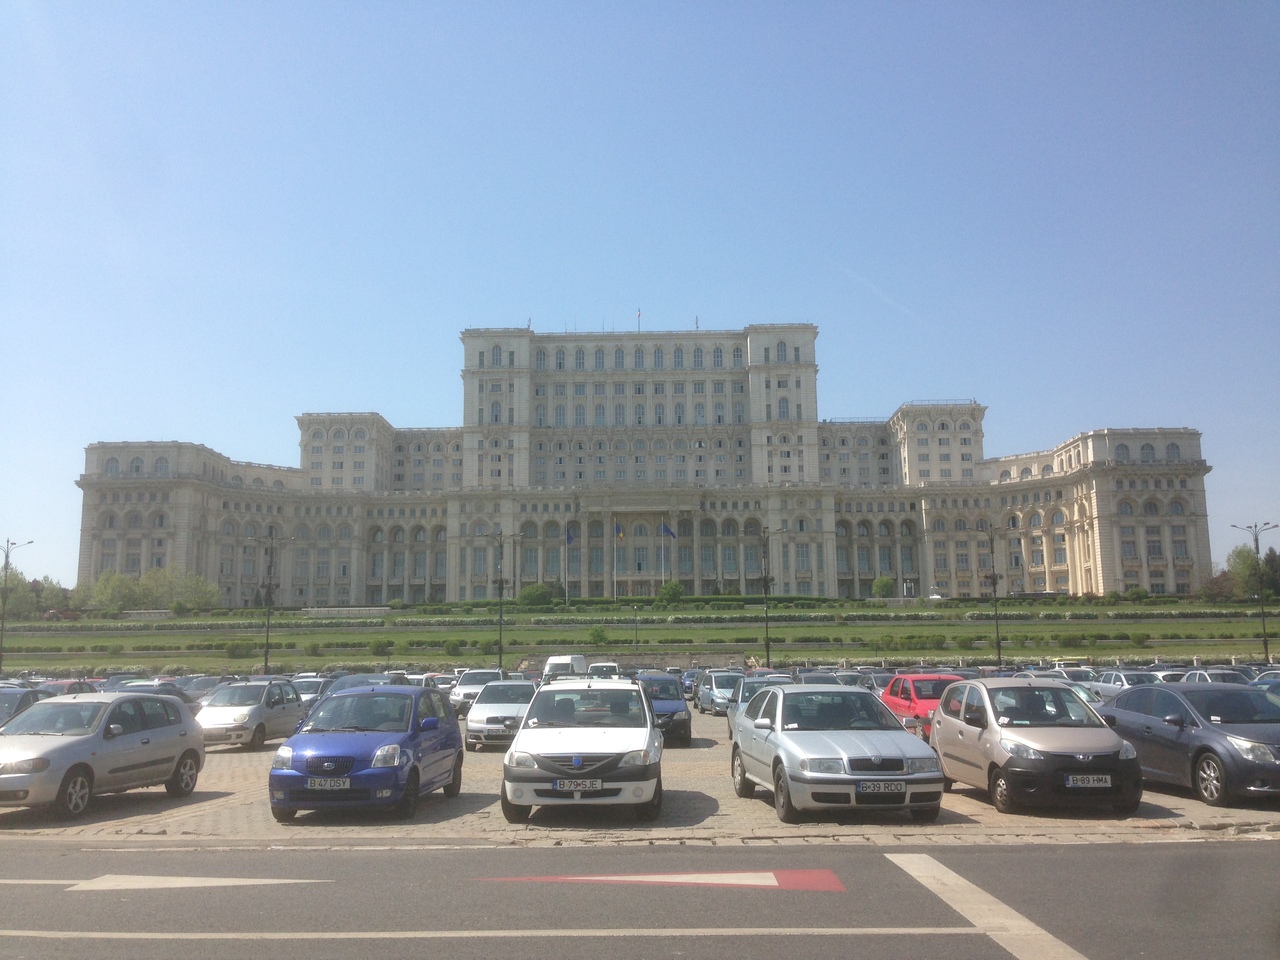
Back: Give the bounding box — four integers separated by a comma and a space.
2, 710, 1278, 848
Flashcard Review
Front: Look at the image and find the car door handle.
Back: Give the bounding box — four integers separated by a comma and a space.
141, 738, 150, 745
179, 730, 187, 737
1142, 726, 1154, 735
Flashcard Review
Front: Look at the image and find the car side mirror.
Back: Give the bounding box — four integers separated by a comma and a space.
1162, 714, 1185, 729
105, 723, 124, 739
1103, 714, 1117, 727
963, 708, 987, 729
753, 716, 774, 730
503, 716, 521, 731
419, 716, 440, 731
902, 717, 920, 733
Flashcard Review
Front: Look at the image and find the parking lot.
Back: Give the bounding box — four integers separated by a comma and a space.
2, 709, 1278, 848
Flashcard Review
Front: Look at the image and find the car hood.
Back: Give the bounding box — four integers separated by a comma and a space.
998, 725, 1127, 754
198, 704, 263, 724
284, 731, 406, 759
510, 726, 653, 756
649, 699, 687, 714
468, 703, 530, 721
1207, 722, 1280, 746
0, 734, 91, 761
778, 729, 936, 760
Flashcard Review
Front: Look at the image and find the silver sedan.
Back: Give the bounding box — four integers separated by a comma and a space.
729, 685, 944, 823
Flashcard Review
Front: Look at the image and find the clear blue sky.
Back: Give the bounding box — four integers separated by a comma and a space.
2, 2, 1277, 586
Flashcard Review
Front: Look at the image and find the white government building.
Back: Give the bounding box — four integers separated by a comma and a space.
76, 324, 1212, 606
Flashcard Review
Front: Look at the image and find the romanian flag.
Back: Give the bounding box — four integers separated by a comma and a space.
615, 522, 624, 539
566, 530, 574, 546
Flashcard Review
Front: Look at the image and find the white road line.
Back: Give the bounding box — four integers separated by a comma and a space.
886, 853, 1090, 960
0, 927, 983, 941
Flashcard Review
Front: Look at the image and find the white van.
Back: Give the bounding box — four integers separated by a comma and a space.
543, 654, 587, 677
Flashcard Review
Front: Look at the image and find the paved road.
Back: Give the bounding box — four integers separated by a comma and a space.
1, 708, 1277, 848
0, 841, 1275, 959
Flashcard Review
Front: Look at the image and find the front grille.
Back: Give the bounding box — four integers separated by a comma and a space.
306, 756, 355, 776
540, 754, 615, 774
847, 757, 905, 773
288, 788, 370, 802
534, 788, 623, 800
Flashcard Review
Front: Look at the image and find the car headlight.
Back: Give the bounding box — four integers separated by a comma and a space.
1001, 740, 1045, 761
371, 744, 405, 768
506, 751, 537, 768
798, 758, 844, 775
619, 747, 659, 766
0, 757, 51, 775
1228, 735, 1280, 764
907, 756, 941, 774
232, 714, 249, 724
271, 746, 293, 770
1118, 740, 1138, 761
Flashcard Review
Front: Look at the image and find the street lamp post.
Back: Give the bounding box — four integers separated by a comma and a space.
1232, 522, 1278, 664
759, 527, 773, 668
633, 605, 639, 653
251, 533, 292, 676
984, 571, 1005, 669
0, 539, 34, 676
487, 533, 516, 670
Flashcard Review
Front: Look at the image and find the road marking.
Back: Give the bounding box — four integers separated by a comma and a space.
489, 869, 844, 891
887, 853, 1089, 960
0, 876, 331, 892
0, 926, 982, 941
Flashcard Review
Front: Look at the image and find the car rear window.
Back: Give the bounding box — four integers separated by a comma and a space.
474, 683, 536, 705
643, 679, 683, 701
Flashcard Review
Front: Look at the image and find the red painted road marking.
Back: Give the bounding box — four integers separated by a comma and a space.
487, 870, 845, 892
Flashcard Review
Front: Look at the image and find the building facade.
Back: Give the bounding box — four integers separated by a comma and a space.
75, 324, 1213, 605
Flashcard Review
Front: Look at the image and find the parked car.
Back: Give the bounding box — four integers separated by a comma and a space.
729, 684, 944, 823
290, 676, 335, 705
636, 673, 691, 747
930, 679, 1142, 815
695, 671, 742, 716
120, 681, 204, 715
0, 691, 203, 819
1089, 671, 1160, 700
1149, 669, 1187, 683
681, 669, 700, 697
501, 677, 662, 823
726, 676, 789, 742
198, 680, 307, 749
37, 680, 97, 696
1181, 669, 1251, 685
1248, 670, 1280, 687
448, 669, 507, 717
1097, 683, 1280, 807
0, 688, 43, 724
879, 674, 962, 740
268, 684, 463, 821
854, 673, 895, 697
464, 681, 537, 751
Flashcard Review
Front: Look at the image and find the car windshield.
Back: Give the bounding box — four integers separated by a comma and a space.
0, 700, 107, 736
991, 687, 1103, 728
1207, 671, 1249, 684
525, 688, 646, 728
1123, 673, 1158, 685
910, 679, 955, 700
292, 679, 328, 695
738, 680, 778, 700
303, 693, 415, 733
711, 674, 740, 690
474, 683, 536, 705
205, 686, 268, 707
1184, 689, 1280, 724
459, 671, 503, 686
643, 679, 683, 701
1062, 669, 1096, 681
185, 677, 224, 694
779, 691, 901, 731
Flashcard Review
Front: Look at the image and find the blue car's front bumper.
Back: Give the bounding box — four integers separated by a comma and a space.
269, 765, 409, 811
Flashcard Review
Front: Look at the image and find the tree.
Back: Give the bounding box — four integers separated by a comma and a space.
516, 583, 552, 606
0, 565, 39, 620
871, 576, 896, 599
1198, 570, 1237, 604
1226, 544, 1261, 601
656, 580, 685, 604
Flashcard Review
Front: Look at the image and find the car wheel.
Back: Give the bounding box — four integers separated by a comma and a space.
393, 770, 420, 820
247, 725, 267, 751
500, 792, 531, 823
698, 699, 706, 714
989, 768, 1016, 814
271, 807, 297, 823
165, 751, 200, 798
442, 751, 463, 798
773, 765, 800, 824
910, 805, 941, 823
942, 777, 954, 793
1194, 752, 1228, 807
731, 748, 754, 799
1112, 794, 1142, 816
635, 777, 662, 822
53, 766, 93, 820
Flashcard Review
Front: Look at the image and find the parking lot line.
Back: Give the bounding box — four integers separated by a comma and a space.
887, 852, 1089, 960
0, 926, 984, 941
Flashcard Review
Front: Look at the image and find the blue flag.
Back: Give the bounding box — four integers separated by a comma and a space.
661, 522, 676, 539
615, 522, 624, 539
566, 530, 574, 545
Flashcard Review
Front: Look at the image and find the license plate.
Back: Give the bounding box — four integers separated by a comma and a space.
552, 779, 601, 791
1065, 774, 1111, 788
306, 777, 350, 790
856, 780, 906, 794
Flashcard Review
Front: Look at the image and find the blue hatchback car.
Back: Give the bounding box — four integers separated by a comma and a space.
639, 673, 692, 747
268, 685, 463, 821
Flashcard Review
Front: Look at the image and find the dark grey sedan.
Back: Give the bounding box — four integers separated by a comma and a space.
1097, 683, 1280, 807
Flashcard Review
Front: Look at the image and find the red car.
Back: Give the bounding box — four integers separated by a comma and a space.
879, 674, 963, 739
